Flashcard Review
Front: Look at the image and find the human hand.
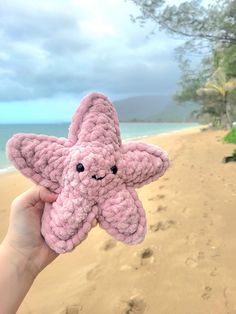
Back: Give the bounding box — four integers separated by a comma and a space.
2, 185, 59, 278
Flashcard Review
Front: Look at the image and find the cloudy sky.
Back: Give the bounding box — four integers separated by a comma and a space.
0, 0, 184, 123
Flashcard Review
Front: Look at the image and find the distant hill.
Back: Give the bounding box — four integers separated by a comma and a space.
114, 95, 198, 122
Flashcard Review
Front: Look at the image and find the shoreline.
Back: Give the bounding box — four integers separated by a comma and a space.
123, 124, 203, 142
0, 124, 203, 176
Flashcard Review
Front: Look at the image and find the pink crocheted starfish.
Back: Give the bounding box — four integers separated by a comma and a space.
6, 92, 169, 253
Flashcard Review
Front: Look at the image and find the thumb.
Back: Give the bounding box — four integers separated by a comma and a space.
37, 186, 58, 203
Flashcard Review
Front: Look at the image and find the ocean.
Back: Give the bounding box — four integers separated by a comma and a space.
0, 122, 198, 173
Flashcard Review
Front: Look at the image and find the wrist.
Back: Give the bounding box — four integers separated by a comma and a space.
0, 239, 38, 314
0, 239, 39, 281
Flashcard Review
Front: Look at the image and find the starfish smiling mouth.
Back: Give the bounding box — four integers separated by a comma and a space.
91, 174, 106, 181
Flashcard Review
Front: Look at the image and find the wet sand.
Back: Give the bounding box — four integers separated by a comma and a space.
0, 127, 236, 314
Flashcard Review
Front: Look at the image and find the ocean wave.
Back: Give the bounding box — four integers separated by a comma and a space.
0, 166, 16, 175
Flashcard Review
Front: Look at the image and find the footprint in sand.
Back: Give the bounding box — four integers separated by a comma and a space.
156, 205, 167, 212
198, 251, 205, 260
206, 238, 222, 254
185, 251, 205, 268
138, 248, 155, 266
100, 239, 117, 251
185, 233, 198, 245
121, 248, 155, 271
149, 220, 176, 232
119, 296, 146, 314
120, 264, 135, 271
182, 207, 188, 213
199, 228, 205, 236
62, 304, 83, 314
149, 206, 167, 214
185, 257, 198, 268
148, 194, 165, 201
140, 248, 154, 259
201, 286, 212, 300
210, 267, 217, 277
158, 194, 165, 199
206, 239, 212, 246
86, 264, 103, 281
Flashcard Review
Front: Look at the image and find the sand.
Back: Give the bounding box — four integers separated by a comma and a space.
0, 127, 236, 314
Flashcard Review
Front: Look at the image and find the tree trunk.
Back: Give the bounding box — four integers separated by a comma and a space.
220, 94, 231, 129
225, 92, 232, 129
220, 98, 227, 129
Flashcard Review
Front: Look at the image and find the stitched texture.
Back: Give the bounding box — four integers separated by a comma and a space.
6, 92, 169, 253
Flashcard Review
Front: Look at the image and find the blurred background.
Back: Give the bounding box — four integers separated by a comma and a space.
1, 0, 236, 171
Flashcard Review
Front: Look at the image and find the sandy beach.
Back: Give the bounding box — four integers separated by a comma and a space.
0, 127, 236, 314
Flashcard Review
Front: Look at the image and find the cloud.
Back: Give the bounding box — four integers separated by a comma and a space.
0, 0, 181, 102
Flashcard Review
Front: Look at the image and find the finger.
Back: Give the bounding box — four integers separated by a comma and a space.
91, 218, 98, 227
26, 185, 57, 205
37, 186, 58, 203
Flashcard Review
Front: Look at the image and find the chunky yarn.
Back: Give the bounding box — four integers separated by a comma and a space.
6, 92, 169, 253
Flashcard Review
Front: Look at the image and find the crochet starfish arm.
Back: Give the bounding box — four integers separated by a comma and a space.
41, 190, 98, 253
120, 142, 169, 188
6, 134, 68, 193
98, 185, 146, 245
68, 92, 121, 151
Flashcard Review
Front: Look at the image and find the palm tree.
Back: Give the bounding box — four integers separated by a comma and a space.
196, 67, 236, 128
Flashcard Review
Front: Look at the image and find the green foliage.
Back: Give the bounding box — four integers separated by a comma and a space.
222, 46, 236, 78
196, 67, 236, 128
223, 128, 236, 144
174, 55, 212, 104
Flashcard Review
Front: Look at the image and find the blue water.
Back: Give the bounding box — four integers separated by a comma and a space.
0, 122, 198, 172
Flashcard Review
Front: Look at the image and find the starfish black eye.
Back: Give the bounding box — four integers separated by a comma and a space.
76, 163, 85, 173
111, 165, 118, 174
